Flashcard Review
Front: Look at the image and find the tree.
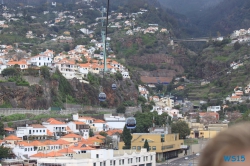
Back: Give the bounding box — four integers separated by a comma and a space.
0, 146, 11, 158
0, 121, 5, 136
99, 131, 108, 137
89, 129, 94, 137
122, 125, 132, 149
1, 68, 19, 77
143, 139, 149, 151
117, 105, 126, 113
171, 121, 190, 139
234, 41, 241, 50
40, 66, 50, 80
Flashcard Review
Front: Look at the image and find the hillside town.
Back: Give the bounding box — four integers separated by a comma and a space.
0, 0, 250, 166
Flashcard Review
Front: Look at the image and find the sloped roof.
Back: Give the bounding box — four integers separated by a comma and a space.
61, 133, 82, 138
4, 135, 22, 140
46, 118, 65, 125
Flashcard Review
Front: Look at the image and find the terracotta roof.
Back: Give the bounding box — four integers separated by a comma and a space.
30, 152, 47, 158
66, 126, 72, 133
78, 116, 94, 120
46, 118, 65, 125
46, 151, 64, 157
93, 119, 106, 123
231, 96, 241, 98
54, 139, 70, 145
4, 135, 22, 140
47, 129, 53, 136
61, 133, 82, 138
57, 148, 75, 153
29, 140, 44, 146
94, 135, 105, 139
4, 127, 15, 131
30, 124, 46, 128
17, 141, 31, 147
7, 59, 27, 66
69, 143, 96, 150
106, 129, 122, 136
73, 121, 85, 125
78, 63, 91, 68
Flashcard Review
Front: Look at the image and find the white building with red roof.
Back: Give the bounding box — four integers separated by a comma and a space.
92, 119, 107, 132
54, 59, 78, 79
16, 124, 47, 140
42, 118, 68, 138
67, 121, 90, 139
28, 49, 54, 67
7, 59, 28, 69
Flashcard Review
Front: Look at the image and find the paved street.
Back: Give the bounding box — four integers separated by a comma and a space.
157, 139, 208, 166
157, 154, 200, 166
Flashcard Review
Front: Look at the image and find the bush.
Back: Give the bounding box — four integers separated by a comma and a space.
117, 105, 126, 113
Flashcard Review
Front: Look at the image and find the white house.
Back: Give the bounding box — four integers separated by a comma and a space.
32, 148, 156, 166
207, 106, 221, 113
73, 114, 94, 124
29, 50, 54, 67
67, 121, 90, 139
104, 114, 126, 130
92, 119, 107, 132
42, 118, 68, 139
16, 124, 47, 140
54, 59, 78, 79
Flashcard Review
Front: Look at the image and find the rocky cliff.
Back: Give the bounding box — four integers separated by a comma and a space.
0, 75, 139, 109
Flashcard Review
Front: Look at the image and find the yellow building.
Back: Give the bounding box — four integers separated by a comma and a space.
119, 133, 184, 161
189, 123, 228, 139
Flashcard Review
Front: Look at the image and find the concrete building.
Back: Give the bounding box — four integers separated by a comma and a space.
104, 114, 126, 130
67, 121, 90, 139
16, 124, 47, 140
119, 126, 184, 161
32, 148, 156, 166
189, 123, 228, 139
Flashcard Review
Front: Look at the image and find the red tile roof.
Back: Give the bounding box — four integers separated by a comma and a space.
4, 135, 22, 140
46, 118, 65, 125
61, 133, 82, 138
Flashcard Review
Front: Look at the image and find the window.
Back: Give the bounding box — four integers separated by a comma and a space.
40, 130, 42, 132
113, 160, 116, 166
122, 159, 124, 165
100, 162, 102, 166
152, 146, 156, 150
128, 159, 130, 164
149, 146, 151, 151
43, 130, 45, 132
110, 160, 113, 165
132, 146, 136, 149
137, 146, 141, 150
151, 156, 153, 161
96, 154, 99, 158
119, 160, 121, 165
93, 163, 96, 166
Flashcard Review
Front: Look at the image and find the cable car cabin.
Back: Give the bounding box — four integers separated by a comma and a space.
99, 92, 106, 102
126, 117, 136, 129
112, 83, 117, 90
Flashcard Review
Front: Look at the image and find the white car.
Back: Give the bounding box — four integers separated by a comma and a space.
185, 157, 189, 160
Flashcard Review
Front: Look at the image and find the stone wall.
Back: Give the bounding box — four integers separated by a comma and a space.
23, 76, 41, 85
0, 108, 79, 116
